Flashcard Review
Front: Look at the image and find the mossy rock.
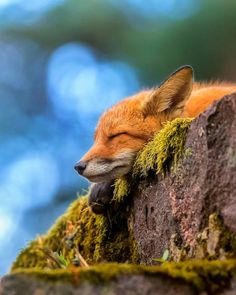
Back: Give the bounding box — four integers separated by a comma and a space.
12, 196, 138, 271
134, 118, 193, 176
8, 260, 236, 294
169, 213, 236, 262
194, 213, 236, 260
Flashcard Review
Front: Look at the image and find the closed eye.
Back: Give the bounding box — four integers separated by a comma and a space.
108, 132, 128, 139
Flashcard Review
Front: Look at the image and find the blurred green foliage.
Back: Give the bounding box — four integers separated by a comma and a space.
7, 0, 236, 84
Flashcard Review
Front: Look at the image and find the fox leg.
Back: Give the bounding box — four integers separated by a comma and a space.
88, 180, 114, 214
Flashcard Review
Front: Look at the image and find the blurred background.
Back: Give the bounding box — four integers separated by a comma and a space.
0, 0, 236, 274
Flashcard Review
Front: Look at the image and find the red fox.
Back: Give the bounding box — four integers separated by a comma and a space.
74, 66, 236, 213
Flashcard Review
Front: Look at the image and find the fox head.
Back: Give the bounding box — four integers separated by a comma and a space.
75, 66, 193, 182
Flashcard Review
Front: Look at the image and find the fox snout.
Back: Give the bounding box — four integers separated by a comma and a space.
74, 150, 136, 183
74, 161, 87, 175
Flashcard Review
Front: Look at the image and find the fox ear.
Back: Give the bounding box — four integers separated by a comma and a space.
142, 66, 193, 117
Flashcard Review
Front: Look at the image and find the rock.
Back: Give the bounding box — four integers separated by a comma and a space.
130, 94, 236, 263
1, 261, 236, 295
0, 272, 194, 295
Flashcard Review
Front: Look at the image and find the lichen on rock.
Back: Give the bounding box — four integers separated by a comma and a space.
194, 213, 236, 260
169, 213, 236, 262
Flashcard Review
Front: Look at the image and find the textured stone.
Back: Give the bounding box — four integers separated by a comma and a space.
0, 272, 195, 295
130, 94, 236, 263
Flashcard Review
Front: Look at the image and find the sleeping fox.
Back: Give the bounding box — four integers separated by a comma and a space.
74, 66, 236, 213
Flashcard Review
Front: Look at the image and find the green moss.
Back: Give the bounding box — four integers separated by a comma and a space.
12, 259, 236, 292
11, 196, 138, 272
160, 259, 236, 291
133, 118, 193, 176
12, 263, 140, 285
113, 178, 130, 202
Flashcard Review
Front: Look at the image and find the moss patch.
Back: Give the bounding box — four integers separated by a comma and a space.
134, 118, 193, 177
112, 176, 136, 203
113, 178, 130, 202
12, 196, 138, 272
12, 259, 236, 292
161, 259, 236, 292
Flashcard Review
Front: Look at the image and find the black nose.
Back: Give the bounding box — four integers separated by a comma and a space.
74, 161, 87, 175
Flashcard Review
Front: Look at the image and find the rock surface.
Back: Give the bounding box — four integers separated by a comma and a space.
130, 94, 236, 264
1, 260, 236, 295
0, 273, 195, 295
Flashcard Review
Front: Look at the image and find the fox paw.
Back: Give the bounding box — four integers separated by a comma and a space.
88, 181, 114, 214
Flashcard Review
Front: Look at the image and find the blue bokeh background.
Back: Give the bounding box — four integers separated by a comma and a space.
1, 0, 236, 274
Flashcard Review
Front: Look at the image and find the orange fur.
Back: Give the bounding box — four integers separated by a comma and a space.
185, 83, 236, 117
76, 66, 236, 182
